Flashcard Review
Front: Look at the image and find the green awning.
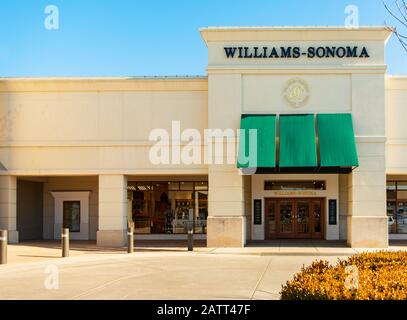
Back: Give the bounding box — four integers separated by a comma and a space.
279, 114, 317, 168
236, 113, 359, 172
237, 115, 276, 168
317, 113, 359, 167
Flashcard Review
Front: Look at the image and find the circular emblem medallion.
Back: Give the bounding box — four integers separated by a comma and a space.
283, 78, 310, 108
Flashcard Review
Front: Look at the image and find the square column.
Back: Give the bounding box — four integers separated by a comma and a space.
347, 74, 388, 248
206, 73, 247, 247
97, 175, 128, 247
347, 151, 388, 248
207, 165, 246, 247
0, 176, 18, 243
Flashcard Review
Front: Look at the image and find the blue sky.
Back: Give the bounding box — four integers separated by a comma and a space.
0, 0, 406, 76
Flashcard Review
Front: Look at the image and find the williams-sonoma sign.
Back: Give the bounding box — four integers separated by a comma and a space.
224, 46, 370, 59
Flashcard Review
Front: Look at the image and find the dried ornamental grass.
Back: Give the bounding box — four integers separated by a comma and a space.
280, 251, 407, 300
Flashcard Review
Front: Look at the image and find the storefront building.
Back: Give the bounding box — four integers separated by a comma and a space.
0, 26, 406, 248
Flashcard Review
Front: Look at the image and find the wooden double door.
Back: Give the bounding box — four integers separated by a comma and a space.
265, 198, 324, 239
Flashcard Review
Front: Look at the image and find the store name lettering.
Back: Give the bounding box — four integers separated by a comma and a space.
224, 46, 370, 59
274, 191, 317, 196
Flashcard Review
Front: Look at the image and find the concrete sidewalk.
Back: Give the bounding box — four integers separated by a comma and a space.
4, 239, 407, 265
5, 240, 211, 265
0, 240, 406, 300
0, 250, 343, 300
222, 240, 407, 255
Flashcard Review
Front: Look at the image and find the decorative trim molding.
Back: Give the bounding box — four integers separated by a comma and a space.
207, 65, 387, 74
355, 136, 386, 143
200, 26, 393, 44
0, 78, 208, 93
0, 168, 209, 176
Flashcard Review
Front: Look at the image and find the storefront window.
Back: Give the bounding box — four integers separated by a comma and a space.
128, 181, 208, 234
387, 181, 407, 234
132, 183, 152, 234
396, 201, 407, 234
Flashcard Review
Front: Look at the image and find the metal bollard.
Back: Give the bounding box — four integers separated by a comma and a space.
127, 227, 134, 253
0, 230, 7, 265
187, 227, 194, 252
61, 228, 69, 258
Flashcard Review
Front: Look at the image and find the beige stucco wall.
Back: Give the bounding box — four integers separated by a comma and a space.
385, 76, 407, 174
203, 27, 389, 69
97, 174, 127, 246
0, 78, 208, 176
347, 73, 388, 248
0, 176, 18, 243
201, 26, 392, 247
0, 78, 210, 245
206, 73, 247, 247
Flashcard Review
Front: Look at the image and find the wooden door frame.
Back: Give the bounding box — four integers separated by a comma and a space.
264, 199, 277, 239
264, 198, 325, 240
309, 198, 325, 240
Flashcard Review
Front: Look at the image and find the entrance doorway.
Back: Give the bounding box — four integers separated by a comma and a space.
265, 198, 324, 239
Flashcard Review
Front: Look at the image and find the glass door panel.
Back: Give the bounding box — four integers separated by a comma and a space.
296, 200, 310, 234
309, 199, 324, 239
313, 200, 322, 233
397, 201, 407, 234
279, 200, 294, 233
265, 198, 324, 239
387, 201, 396, 234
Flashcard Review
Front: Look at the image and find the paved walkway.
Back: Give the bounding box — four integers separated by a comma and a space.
0, 250, 343, 300
5, 240, 210, 265
0, 240, 406, 300
5, 240, 407, 264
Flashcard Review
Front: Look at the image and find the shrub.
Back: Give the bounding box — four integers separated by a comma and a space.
280, 251, 407, 300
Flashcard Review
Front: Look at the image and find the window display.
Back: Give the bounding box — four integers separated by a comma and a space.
128, 181, 208, 234
386, 181, 407, 234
